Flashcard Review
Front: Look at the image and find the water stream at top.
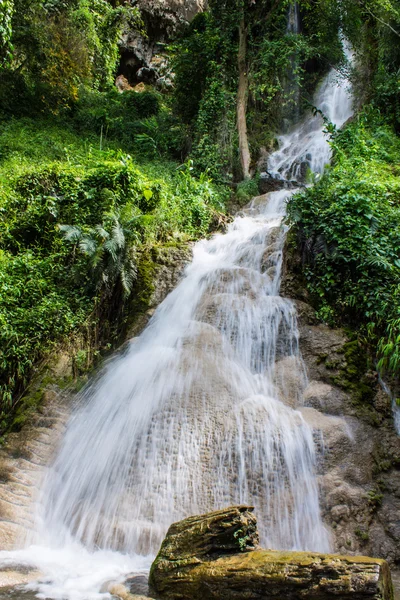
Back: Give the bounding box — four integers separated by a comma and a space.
0, 33, 354, 600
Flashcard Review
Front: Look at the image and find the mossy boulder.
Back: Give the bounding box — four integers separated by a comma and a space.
149, 506, 394, 600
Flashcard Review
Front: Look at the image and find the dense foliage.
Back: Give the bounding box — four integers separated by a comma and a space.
288, 111, 400, 381
0, 117, 227, 427
0, 0, 140, 111
1, 0, 400, 424
172, 0, 348, 179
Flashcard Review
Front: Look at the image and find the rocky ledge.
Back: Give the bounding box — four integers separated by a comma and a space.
280, 233, 400, 564
149, 506, 394, 600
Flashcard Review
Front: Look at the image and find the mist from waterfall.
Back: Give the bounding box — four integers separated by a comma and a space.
0, 33, 354, 600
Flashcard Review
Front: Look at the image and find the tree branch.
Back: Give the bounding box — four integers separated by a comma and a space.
362, 3, 400, 38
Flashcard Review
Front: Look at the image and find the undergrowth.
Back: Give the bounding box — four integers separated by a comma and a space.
0, 115, 228, 428
288, 109, 400, 385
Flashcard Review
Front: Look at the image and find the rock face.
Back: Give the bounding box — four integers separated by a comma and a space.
149, 506, 394, 600
137, 0, 207, 24
118, 0, 206, 87
281, 238, 400, 565
0, 387, 72, 553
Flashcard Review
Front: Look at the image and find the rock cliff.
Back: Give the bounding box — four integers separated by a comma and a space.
118, 0, 206, 88
281, 236, 400, 565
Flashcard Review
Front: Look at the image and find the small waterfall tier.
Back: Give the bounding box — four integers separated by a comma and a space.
269, 41, 353, 181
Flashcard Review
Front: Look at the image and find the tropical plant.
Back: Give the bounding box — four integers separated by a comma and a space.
287, 110, 400, 382
59, 211, 138, 299
0, 0, 14, 68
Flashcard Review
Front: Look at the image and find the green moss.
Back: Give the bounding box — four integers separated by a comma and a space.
331, 339, 376, 408
355, 527, 370, 542
133, 253, 157, 313
367, 489, 384, 511
10, 390, 46, 432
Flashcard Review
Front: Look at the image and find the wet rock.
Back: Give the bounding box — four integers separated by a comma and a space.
125, 575, 151, 596
303, 381, 347, 415
150, 506, 259, 569
282, 241, 400, 564
258, 172, 284, 194
149, 507, 394, 600
273, 355, 306, 408
127, 244, 192, 337
0, 568, 43, 589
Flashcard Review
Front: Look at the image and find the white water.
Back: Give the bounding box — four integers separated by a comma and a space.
0, 41, 354, 600
269, 42, 353, 182
380, 379, 400, 436
395, 402, 400, 436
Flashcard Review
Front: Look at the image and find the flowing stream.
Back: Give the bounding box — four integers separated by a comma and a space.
0, 38, 354, 600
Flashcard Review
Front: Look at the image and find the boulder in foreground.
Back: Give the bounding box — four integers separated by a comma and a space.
149, 506, 394, 600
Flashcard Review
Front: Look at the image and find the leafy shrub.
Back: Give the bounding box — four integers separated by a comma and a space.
0, 0, 141, 114
236, 178, 259, 202
287, 109, 400, 382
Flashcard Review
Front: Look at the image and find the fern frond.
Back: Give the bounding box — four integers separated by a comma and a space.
58, 224, 82, 242
79, 236, 97, 256
364, 255, 393, 272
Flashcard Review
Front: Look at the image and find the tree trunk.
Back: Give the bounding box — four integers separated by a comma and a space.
237, 18, 251, 180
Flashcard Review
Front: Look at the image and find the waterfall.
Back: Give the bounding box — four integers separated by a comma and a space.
269, 40, 353, 181
287, 2, 300, 34
0, 41, 354, 600
35, 188, 324, 557
380, 379, 400, 436
285, 1, 301, 127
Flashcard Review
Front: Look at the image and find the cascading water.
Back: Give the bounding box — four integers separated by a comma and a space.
0, 38, 354, 600
269, 40, 354, 181
36, 188, 323, 557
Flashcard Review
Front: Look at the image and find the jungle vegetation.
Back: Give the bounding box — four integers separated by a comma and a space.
0, 0, 399, 426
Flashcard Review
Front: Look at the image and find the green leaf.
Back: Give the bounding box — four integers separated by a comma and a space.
143, 189, 153, 202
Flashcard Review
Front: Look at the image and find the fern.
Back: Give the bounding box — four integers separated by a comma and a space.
58, 224, 82, 242
364, 255, 393, 272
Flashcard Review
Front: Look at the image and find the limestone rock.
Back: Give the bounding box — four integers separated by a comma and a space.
150, 506, 259, 571
149, 507, 394, 600
281, 241, 400, 563
118, 1, 206, 88
136, 0, 207, 24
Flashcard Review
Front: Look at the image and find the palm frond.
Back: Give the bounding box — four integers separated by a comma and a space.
79, 236, 98, 256
104, 238, 119, 262
120, 262, 138, 298
112, 220, 125, 250
58, 224, 82, 242
95, 225, 110, 241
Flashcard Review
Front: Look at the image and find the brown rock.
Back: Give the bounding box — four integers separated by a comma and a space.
149, 507, 394, 600
150, 506, 259, 569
